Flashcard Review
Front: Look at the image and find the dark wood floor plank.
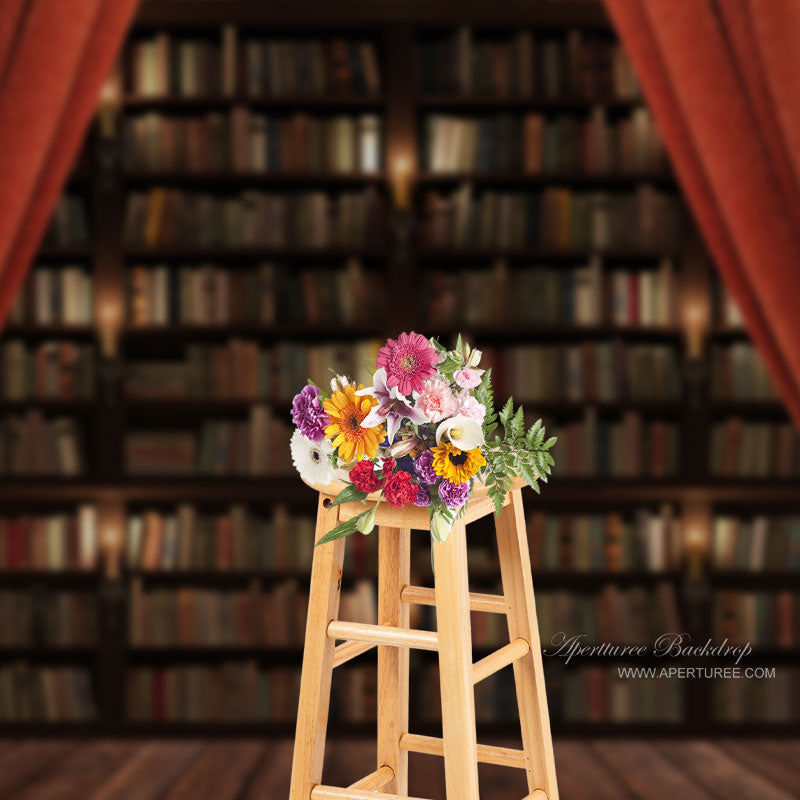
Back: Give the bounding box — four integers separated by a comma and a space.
716, 740, 800, 797
161, 741, 264, 800
656, 741, 796, 800
554, 741, 636, 800
89, 742, 206, 800
241, 740, 295, 800
593, 740, 716, 800
0, 741, 79, 799
12, 743, 139, 800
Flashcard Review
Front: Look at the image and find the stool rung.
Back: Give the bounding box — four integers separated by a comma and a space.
400, 584, 507, 614
332, 640, 375, 668
327, 620, 438, 651
347, 765, 394, 791
472, 638, 530, 684
399, 733, 527, 769
311, 787, 431, 800
524, 791, 548, 800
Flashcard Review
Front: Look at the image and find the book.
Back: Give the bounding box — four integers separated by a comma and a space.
0, 590, 96, 646
527, 506, 682, 572
0, 413, 84, 476
42, 195, 89, 248
710, 343, 779, 401
125, 261, 381, 327
420, 184, 682, 251
6, 267, 93, 326
123, 188, 387, 249
424, 110, 665, 175
123, 111, 382, 174
419, 28, 640, 101
711, 515, 800, 571
710, 419, 800, 477
0, 665, 96, 722
0, 340, 95, 400
712, 591, 799, 647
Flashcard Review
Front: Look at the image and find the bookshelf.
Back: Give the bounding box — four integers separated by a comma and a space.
0, 0, 797, 737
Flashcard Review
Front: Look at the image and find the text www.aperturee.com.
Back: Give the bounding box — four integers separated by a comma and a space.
617, 666, 776, 679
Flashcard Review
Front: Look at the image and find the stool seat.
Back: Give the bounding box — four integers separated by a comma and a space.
301, 476, 527, 529
289, 482, 559, 800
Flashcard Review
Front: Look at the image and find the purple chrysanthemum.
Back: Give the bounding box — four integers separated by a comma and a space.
438, 479, 470, 509
291, 384, 329, 442
413, 484, 432, 507
414, 450, 437, 485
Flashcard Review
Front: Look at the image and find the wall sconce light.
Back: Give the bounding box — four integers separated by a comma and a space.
391, 156, 412, 211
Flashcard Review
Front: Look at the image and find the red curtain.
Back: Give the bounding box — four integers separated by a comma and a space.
0, 0, 139, 328
604, 0, 800, 428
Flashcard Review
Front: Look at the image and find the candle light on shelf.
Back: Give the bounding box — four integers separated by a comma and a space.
97, 76, 120, 139
683, 299, 708, 360
99, 300, 121, 358
102, 524, 123, 580
391, 156, 412, 210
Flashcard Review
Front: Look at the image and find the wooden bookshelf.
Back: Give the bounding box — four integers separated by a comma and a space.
0, 0, 797, 738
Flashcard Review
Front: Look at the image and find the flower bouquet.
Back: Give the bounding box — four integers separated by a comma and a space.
289, 332, 556, 546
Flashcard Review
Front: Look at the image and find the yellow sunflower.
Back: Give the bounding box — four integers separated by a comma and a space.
431, 442, 486, 484
323, 383, 383, 462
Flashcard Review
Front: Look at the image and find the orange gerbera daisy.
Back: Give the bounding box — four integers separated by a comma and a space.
323, 383, 384, 462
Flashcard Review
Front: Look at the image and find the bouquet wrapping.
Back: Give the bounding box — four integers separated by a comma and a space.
289, 332, 556, 545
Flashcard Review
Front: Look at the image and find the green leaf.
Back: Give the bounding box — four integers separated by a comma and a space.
542, 436, 557, 450
499, 397, 514, 425
315, 512, 371, 546
330, 484, 369, 507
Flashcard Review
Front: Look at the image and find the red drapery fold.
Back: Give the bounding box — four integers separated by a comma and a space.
0, 0, 139, 328
604, 0, 800, 428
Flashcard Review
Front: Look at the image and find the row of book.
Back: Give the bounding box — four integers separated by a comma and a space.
124, 188, 387, 248
535, 583, 682, 646
126, 505, 314, 572
124, 410, 291, 476
126, 665, 304, 723
0, 591, 96, 647
0, 508, 97, 571
713, 591, 798, 647
0, 414, 84, 476
125, 341, 377, 402
711, 515, 800, 571
713, 672, 797, 723
128, 578, 374, 647
527, 507, 683, 572
42, 195, 89, 248
0, 341, 95, 401
7, 267, 93, 326
715, 285, 744, 329
240, 37, 381, 98
710, 344, 778, 401
481, 343, 681, 403
126, 261, 381, 326
127, 32, 381, 98
0, 666, 95, 722
552, 412, 680, 478
710, 419, 800, 477
420, 185, 682, 251
424, 109, 665, 174
425, 258, 677, 328
419, 28, 641, 100
123, 111, 382, 174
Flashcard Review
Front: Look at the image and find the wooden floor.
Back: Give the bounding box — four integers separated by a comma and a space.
0, 738, 797, 800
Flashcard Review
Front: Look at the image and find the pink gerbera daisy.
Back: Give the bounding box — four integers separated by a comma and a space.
376, 332, 438, 395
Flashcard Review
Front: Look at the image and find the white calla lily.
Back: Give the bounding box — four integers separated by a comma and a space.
435, 415, 484, 450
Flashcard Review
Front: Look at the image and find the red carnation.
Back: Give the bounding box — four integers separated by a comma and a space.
349, 459, 383, 493
380, 458, 396, 478
383, 470, 417, 509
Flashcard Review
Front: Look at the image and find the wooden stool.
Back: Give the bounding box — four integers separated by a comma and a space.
289, 479, 559, 800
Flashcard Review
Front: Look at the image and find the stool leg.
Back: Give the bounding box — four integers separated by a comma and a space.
495, 489, 559, 800
289, 496, 346, 800
377, 526, 410, 794
433, 518, 480, 800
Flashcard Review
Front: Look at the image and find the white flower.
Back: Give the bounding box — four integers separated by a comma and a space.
330, 374, 350, 393
435, 415, 485, 450
290, 429, 336, 485
430, 512, 453, 544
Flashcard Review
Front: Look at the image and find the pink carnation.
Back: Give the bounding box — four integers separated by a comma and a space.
415, 377, 458, 423
376, 332, 438, 396
457, 392, 486, 423
454, 367, 483, 389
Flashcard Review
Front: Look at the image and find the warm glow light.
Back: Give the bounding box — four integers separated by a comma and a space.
99, 300, 121, 357
392, 156, 412, 210
98, 77, 120, 138
683, 299, 708, 359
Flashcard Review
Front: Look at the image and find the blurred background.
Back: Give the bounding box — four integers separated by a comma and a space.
0, 0, 797, 798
